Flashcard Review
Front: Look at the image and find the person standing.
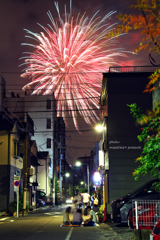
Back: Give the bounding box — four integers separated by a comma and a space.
81, 189, 90, 214
93, 193, 99, 213
73, 194, 78, 209
77, 193, 82, 208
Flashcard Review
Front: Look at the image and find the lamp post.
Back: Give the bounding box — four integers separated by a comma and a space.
95, 122, 107, 221
76, 161, 90, 195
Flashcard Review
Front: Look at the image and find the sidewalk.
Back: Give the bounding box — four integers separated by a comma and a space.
0, 204, 63, 219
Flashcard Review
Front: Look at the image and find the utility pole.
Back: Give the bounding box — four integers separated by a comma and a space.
59, 135, 62, 203
23, 123, 28, 216
85, 155, 90, 195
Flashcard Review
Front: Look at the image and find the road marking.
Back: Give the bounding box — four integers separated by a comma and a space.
44, 212, 62, 216
0, 218, 8, 221
65, 228, 73, 240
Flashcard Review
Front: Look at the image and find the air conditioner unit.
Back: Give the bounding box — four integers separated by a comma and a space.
27, 168, 35, 176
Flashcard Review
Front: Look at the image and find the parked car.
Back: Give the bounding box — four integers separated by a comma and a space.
36, 198, 45, 208
128, 203, 156, 229
111, 179, 160, 223
66, 197, 73, 205
36, 190, 52, 205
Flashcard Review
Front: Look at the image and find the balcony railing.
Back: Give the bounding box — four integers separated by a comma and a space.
109, 66, 160, 73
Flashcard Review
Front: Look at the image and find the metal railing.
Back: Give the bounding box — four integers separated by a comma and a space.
131, 200, 160, 229
109, 66, 160, 73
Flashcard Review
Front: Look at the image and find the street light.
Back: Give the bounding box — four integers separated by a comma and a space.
80, 181, 84, 185
65, 173, 70, 178
76, 161, 90, 194
95, 124, 106, 133
94, 172, 101, 183
95, 122, 107, 222
76, 161, 81, 167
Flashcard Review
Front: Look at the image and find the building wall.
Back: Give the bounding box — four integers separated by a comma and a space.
0, 134, 8, 165
0, 128, 23, 210
37, 159, 50, 195
92, 142, 100, 171
104, 73, 153, 208
25, 95, 56, 181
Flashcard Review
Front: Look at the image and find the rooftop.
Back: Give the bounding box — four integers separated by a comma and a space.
108, 65, 159, 73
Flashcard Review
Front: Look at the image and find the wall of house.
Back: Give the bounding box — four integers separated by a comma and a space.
37, 159, 50, 195
0, 134, 8, 165
0, 130, 23, 210
25, 95, 56, 180
107, 73, 153, 206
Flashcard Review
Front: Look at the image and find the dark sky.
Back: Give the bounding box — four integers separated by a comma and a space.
0, 0, 155, 164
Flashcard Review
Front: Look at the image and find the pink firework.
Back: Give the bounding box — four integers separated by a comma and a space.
20, 1, 127, 129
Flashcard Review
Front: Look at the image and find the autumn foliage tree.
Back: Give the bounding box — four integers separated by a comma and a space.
113, 0, 160, 189
114, 0, 160, 92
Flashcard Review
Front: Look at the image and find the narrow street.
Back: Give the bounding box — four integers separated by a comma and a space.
0, 206, 134, 240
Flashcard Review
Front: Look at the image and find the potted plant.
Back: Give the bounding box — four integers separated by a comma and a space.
97, 211, 104, 223
97, 205, 104, 223
29, 206, 34, 211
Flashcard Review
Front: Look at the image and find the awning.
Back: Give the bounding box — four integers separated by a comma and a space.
30, 154, 42, 166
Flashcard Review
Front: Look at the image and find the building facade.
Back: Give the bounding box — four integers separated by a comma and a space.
100, 66, 158, 213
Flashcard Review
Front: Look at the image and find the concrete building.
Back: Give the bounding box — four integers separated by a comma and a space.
3, 94, 57, 196
37, 151, 50, 195
0, 116, 23, 211
1, 77, 67, 204
91, 142, 100, 172
100, 66, 159, 213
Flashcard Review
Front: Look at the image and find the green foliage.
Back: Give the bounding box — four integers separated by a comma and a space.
97, 205, 104, 219
127, 103, 144, 120
128, 102, 160, 191
9, 196, 23, 213
97, 186, 103, 197
99, 204, 104, 213
79, 188, 85, 193
55, 177, 60, 196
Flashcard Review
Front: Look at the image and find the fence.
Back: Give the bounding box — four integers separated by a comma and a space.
131, 200, 160, 230
109, 66, 160, 73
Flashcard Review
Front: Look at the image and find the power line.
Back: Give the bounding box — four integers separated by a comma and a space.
3, 96, 100, 102
3, 108, 100, 113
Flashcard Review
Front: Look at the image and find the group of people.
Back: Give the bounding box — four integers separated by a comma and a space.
63, 205, 97, 226
74, 190, 99, 213
62, 189, 100, 227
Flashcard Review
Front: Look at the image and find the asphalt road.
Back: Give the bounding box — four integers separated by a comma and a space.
0, 206, 134, 240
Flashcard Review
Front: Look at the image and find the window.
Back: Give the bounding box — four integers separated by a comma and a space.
13, 140, 17, 157
47, 138, 51, 148
47, 118, 51, 129
13, 140, 20, 157
47, 99, 51, 109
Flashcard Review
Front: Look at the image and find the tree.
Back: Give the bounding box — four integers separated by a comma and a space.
128, 102, 160, 190
113, 0, 160, 92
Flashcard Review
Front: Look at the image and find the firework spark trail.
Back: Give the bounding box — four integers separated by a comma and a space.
20, 0, 129, 129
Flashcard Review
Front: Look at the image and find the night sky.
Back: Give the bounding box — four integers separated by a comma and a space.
0, 0, 156, 165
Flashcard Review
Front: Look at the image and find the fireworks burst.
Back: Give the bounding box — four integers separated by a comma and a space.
20, 1, 128, 129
